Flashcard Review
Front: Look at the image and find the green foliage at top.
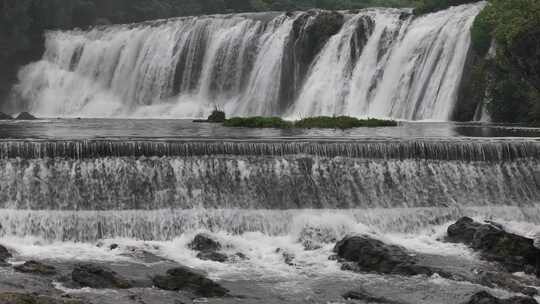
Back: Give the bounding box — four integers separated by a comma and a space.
469, 0, 540, 124
414, 0, 477, 15
470, 8, 492, 56
223, 116, 397, 129
476, 0, 540, 47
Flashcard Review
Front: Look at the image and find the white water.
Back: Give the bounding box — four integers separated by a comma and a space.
3, 206, 539, 281
13, 3, 484, 120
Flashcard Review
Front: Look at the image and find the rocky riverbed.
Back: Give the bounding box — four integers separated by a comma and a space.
0, 217, 539, 304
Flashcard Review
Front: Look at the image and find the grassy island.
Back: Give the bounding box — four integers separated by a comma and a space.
222, 116, 397, 129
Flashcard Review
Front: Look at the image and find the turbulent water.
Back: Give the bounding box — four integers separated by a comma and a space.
0, 138, 538, 241
0, 128, 538, 303
12, 3, 484, 120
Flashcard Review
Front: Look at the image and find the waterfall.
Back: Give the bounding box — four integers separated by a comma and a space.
0, 139, 538, 214
12, 3, 485, 120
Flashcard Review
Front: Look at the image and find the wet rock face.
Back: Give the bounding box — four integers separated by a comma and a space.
207, 110, 226, 123
72, 263, 132, 289
280, 10, 346, 109
463, 291, 538, 304
0, 293, 85, 304
334, 235, 434, 276
0, 112, 12, 120
0, 245, 12, 265
188, 233, 240, 263
447, 217, 540, 273
196, 251, 228, 263
14, 261, 56, 275
343, 289, 404, 304
350, 15, 375, 63
189, 234, 222, 252
152, 266, 228, 297
15, 112, 37, 120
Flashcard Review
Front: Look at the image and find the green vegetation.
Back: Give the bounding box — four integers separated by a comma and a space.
223, 116, 397, 129
468, 0, 540, 124
414, 0, 477, 14
224, 117, 294, 128
295, 116, 397, 128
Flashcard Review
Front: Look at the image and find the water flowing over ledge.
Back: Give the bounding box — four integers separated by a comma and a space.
0, 139, 539, 161
0, 207, 538, 242
11, 3, 485, 120
0, 152, 537, 210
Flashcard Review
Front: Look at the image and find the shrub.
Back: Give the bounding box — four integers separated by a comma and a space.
223, 117, 293, 128
294, 116, 397, 129
223, 116, 397, 129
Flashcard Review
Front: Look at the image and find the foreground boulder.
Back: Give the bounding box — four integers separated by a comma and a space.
14, 261, 56, 275
447, 217, 540, 273
72, 263, 132, 289
15, 112, 37, 120
334, 235, 435, 276
0, 293, 85, 304
0, 112, 12, 120
152, 266, 228, 297
463, 291, 538, 304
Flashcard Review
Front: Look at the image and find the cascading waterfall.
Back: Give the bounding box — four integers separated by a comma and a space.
12, 3, 484, 120
0, 138, 538, 242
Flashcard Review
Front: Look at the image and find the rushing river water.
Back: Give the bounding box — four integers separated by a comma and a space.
0, 119, 538, 303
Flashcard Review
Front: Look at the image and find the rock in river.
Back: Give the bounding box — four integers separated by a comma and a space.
153, 266, 228, 297
15, 112, 37, 120
14, 261, 56, 275
0, 293, 85, 304
72, 263, 132, 289
463, 291, 538, 304
0, 245, 12, 266
447, 217, 540, 274
189, 233, 222, 252
334, 235, 435, 276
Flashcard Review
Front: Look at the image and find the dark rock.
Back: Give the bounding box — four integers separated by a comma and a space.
189, 234, 221, 252
447, 217, 540, 273
477, 271, 538, 297
0, 245, 12, 265
72, 263, 132, 289
234, 252, 247, 260
276, 248, 296, 266
463, 291, 538, 304
279, 10, 345, 110
0, 293, 85, 304
14, 261, 56, 275
0, 112, 12, 120
333, 235, 434, 276
109, 244, 119, 250
15, 112, 37, 120
193, 110, 226, 123
343, 289, 404, 304
207, 110, 226, 123
196, 251, 228, 263
152, 266, 228, 297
